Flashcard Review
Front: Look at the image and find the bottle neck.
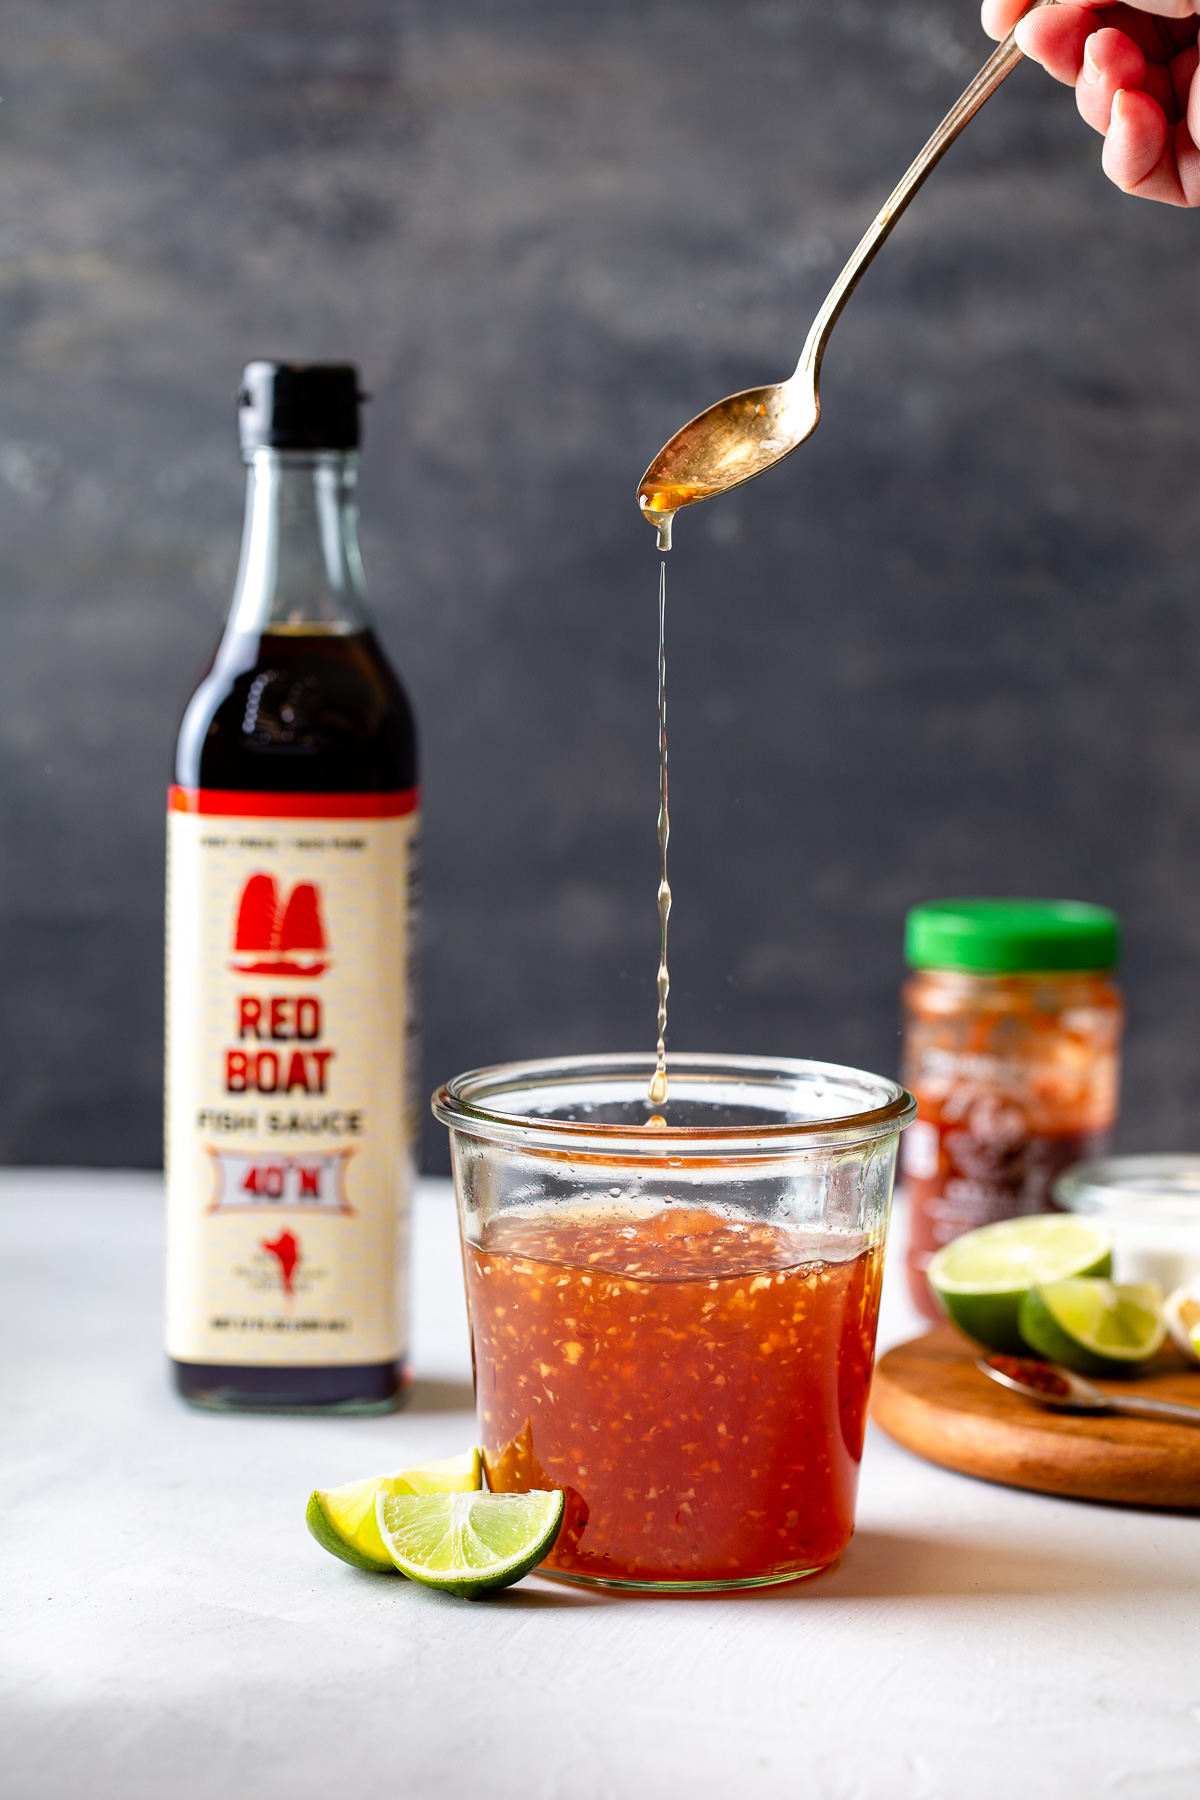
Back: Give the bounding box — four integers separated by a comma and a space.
226, 448, 369, 638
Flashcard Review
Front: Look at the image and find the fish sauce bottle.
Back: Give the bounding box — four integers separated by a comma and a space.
165, 363, 419, 1411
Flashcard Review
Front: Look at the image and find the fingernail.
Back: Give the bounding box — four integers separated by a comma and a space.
1080, 35, 1101, 83
1112, 88, 1128, 125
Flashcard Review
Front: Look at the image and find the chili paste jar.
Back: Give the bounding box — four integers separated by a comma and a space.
900, 899, 1123, 1319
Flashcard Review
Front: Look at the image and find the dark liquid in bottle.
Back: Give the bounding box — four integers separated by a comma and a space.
171, 625, 417, 1411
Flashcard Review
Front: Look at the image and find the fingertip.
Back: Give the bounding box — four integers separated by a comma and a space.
1102, 86, 1170, 192
984, 0, 1044, 46
980, 1, 1015, 45
1188, 55, 1200, 146
1012, 10, 1085, 83
1012, 15, 1049, 63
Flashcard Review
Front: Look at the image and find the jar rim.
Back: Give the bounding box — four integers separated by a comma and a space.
431, 1051, 915, 1160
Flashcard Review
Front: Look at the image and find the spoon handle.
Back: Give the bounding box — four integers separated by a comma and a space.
796, 0, 1055, 385
1109, 1393, 1200, 1427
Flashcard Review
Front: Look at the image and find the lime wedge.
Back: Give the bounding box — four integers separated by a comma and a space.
1019, 1277, 1165, 1374
375, 1488, 565, 1598
307, 1449, 482, 1572
1165, 1285, 1200, 1363
927, 1215, 1111, 1353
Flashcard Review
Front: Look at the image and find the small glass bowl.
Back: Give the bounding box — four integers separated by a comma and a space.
1054, 1155, 1200, 1292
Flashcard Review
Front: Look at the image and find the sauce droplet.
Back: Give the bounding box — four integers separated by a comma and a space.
638, 491, 674, 552
645, 1114, 668, 1130
649, 510, 674, 551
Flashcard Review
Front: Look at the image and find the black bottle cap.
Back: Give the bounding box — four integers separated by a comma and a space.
238, 362, 365, 453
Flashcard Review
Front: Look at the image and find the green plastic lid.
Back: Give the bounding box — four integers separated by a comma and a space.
905, 899, 1119, 973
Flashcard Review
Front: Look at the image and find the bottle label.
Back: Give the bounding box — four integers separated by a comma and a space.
164, 786, 420, 1366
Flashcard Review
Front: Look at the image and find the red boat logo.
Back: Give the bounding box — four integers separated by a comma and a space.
231, 874, 329, 976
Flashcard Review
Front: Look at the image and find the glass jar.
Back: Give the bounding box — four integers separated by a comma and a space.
900, 900, 1123, 1319
433, 1052, 915, 1592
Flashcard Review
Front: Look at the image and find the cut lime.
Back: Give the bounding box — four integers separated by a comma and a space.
375, 1487, 565, 1598
307, 1449, 482, 1572
927, 1215, 1111, 1353
1019, 1277, 1165, 1375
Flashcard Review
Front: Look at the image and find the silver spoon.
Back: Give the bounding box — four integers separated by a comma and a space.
637, 0, 1056, 550
979, 1354, 1200, 1426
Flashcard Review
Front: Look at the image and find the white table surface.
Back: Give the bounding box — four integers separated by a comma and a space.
4, 1170, 1200, 1800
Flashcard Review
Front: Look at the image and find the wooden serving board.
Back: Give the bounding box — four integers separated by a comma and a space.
871, 1323, 1200, 1509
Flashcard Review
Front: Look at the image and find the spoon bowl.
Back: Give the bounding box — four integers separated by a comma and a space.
979, 1354, 1110, 1412
979, 1353, 1200, 1427
639, 381, 819, 551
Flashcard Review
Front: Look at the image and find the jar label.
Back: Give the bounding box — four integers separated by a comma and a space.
164, 787, 419, 1365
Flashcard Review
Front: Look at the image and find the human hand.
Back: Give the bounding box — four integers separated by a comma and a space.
982, 1, 1200, 203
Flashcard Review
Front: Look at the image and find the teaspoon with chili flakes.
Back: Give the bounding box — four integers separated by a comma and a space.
980, 1355, 1200, 1427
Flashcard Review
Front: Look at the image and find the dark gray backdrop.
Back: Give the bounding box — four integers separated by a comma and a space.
3, 0, 1199, 1172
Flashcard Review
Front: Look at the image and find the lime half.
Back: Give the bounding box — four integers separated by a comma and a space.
1019, 1277, 1165, 1375
928, 1215, 1111, 1352
376, 1488, 565, 1598
307, 1449, 482, 1572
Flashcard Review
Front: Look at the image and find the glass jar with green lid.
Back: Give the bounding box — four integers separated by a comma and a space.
900, 899, 1123, 1320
